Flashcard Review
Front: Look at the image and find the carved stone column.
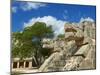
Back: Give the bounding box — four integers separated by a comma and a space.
12, 62, 13, 68
29, 61, 32, 68
24, 61, 26, 68
17, 61, 19, 68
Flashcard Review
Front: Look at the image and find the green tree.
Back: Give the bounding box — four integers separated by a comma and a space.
57, 34, 65, 38
22, 22, 54, 66
12, 32, 23, 58
12, 22, 54, 67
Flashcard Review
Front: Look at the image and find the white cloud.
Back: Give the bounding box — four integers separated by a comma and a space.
80, 17, 94, 23
24, 16, 66, 36
12, 7, 17, 13
21, 2, 47, 11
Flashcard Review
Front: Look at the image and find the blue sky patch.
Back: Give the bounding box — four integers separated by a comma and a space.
11, 1, 96, 35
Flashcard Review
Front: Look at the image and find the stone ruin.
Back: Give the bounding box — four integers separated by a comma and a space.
38, 21, 96, 72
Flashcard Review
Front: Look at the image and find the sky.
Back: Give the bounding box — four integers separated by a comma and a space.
11, 1, 96, 36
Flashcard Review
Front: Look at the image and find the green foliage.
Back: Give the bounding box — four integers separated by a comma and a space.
23, 22, 54, 39
12, 22, 54, 65
12, 46, 20, 57
19, 41, 35, 58
12, 34, 35, 58
40, 48, 52, 57
57, 34, 65, 38
12, 32, 22, 41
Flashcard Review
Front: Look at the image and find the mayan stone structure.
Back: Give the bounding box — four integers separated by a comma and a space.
38, 21, 96, 72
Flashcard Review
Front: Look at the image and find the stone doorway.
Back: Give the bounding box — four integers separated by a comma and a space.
19, 61, 24, 68
13, 62, 17, 68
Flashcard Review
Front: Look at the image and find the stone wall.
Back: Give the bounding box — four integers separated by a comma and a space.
38, 21, 96, 72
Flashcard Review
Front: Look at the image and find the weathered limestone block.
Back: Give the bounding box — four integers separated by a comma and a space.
63, 56, 84, 71
65, 32, 75, 41
64, 23, 83, 32
38, 41, 78, 72
82, 21, 96, 39
63, 44, 91, 71
83, 37, 92, 44
43, 44, 54, 48
75, 30, 84, 38
42, 38, 54, 48
53, 40, 65, 52
74, 44, 90, 57
64, 23, 77, 32
63, 40, 77, 56
38, 52, 59, 72
64, 23, 84, 47
73, 28, 84, 47
78, 44, 96, 70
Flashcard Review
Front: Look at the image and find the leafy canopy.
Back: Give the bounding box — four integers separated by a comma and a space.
12, 22, 54, 60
